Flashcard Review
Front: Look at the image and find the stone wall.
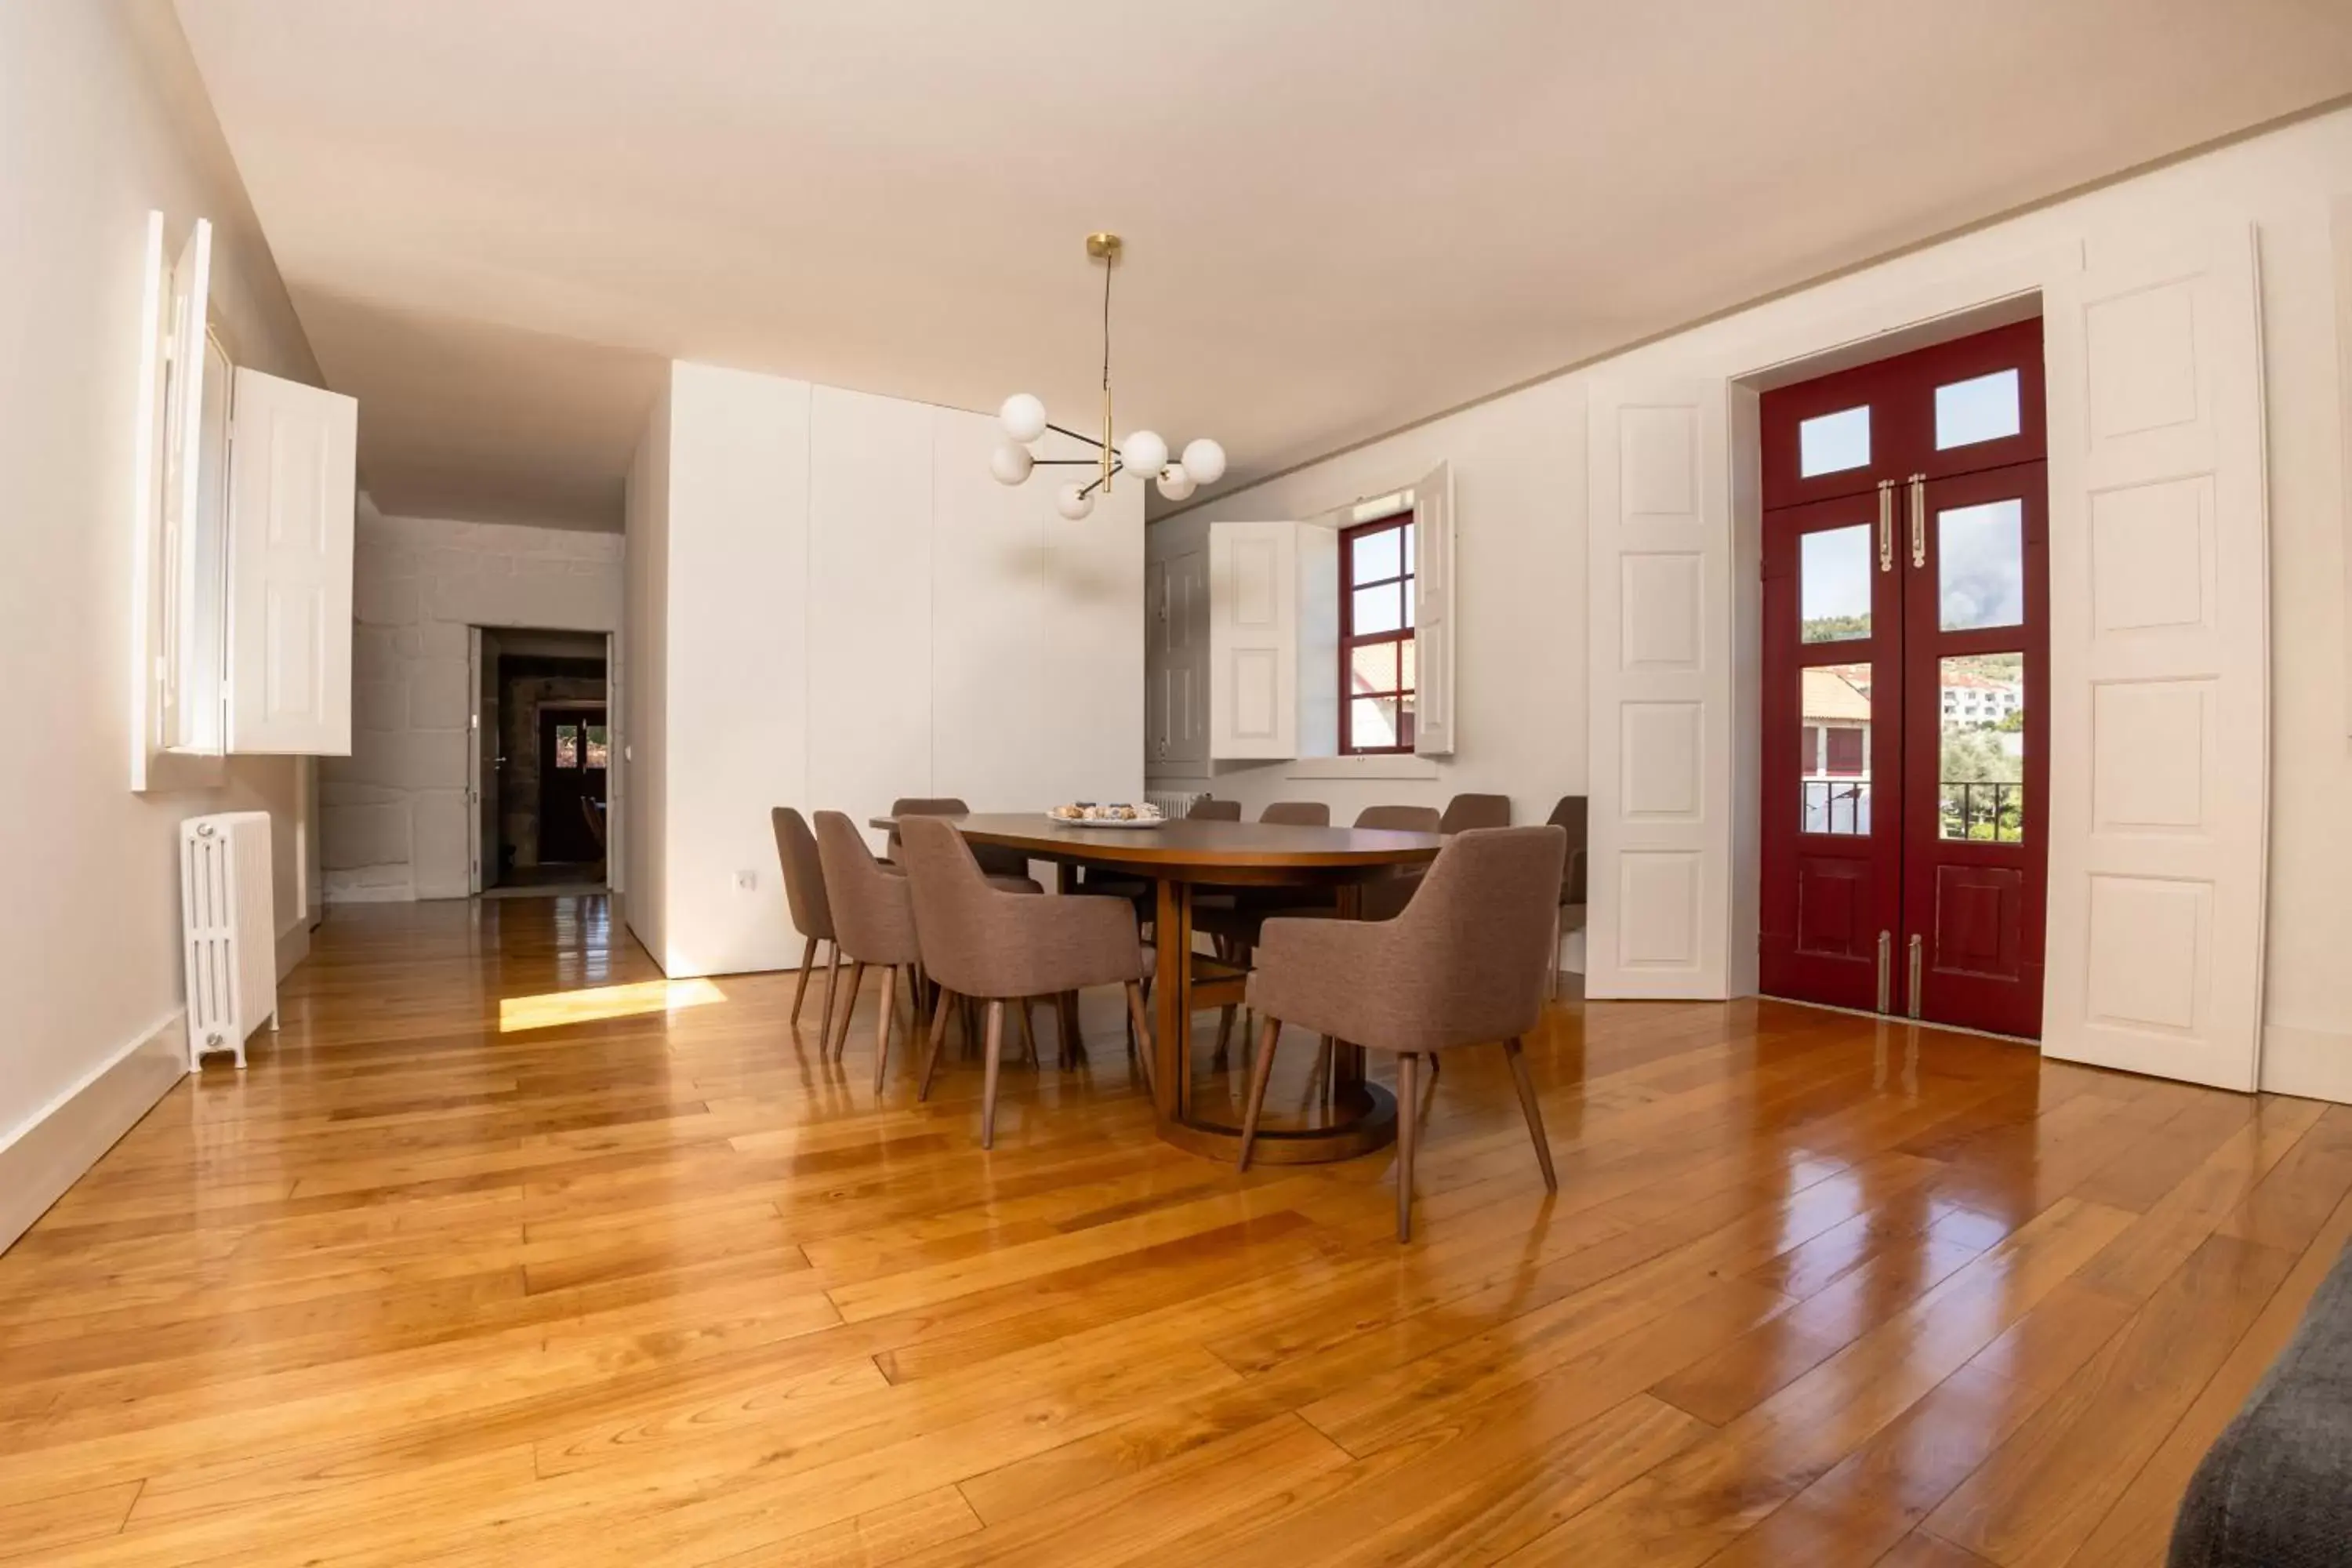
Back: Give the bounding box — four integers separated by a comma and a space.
323, 507, 622, 901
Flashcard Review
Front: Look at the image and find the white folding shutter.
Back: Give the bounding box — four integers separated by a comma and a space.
224, 367, 358, 755
2042, 223, 2269, 1090
1208, 521, 1298, 760
1585, 381, 1734, 999
159, 218, 212, 751
1411, 461, 1457, 757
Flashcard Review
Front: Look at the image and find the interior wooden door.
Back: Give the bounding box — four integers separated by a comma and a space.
1759, 318, 2049, 1036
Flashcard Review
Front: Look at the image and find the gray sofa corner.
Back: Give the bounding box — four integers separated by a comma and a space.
2171, 1240, 2352, 1567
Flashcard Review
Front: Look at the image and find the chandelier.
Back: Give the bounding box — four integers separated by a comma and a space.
989, 233, 1225, 519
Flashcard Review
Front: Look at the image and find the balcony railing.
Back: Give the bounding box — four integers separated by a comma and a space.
1940, 780, 2024, 842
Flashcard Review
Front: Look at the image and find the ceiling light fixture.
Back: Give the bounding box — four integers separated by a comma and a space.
989, 233, 1224, 519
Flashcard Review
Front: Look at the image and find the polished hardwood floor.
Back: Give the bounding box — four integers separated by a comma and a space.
2, 895, 2345, 1566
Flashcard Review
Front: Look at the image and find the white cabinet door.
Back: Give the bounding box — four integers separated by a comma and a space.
224, 367, 358, 755
1586, 381, 1733, 999
2042, 223, 2270, 1090
1411, 461, 1457, 757
1208, 523, 1298, 760
1152, 548, 1210, 768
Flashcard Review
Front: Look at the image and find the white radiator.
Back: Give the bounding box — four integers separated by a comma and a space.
180, 811, 278, 1071
1145, 789, 1207, 819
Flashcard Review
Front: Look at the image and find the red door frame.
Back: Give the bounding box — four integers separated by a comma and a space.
1758, 318, 2049, 1036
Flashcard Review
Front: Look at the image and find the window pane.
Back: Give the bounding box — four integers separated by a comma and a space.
1938, 498, 2024, 630
1403, 522, 1415, 576
1798, 662, 1872, 834
1350, 697, 1400, 750
1939, 653, 2026, 841
585, 725, 609, 769
1798, 405, 1871, 477
1348, 641, 1398, 695
1352, 583, 1403, 637
1352, 527, 1402, 585
1399, 636, 1417, 694
1935, 368, 2021, 450
555, 724, 579, 769
1800, 524, 1872, 643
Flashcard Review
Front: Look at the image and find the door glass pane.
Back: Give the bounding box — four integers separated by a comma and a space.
1798, 405, 1871, 477
555, 724, 579, 770
1348, 641, 1398, 695
1939, 652, 2025, 841
1798, 662, 1873, 834
1800, 524, 1873, 643
1352, 527, 1401, 585
585, 725, 609, 768
1352, 583, 1403, 636
1938, 499, 2024, 630
1350, 697, 1400, 750
1935, 369, 2021, 450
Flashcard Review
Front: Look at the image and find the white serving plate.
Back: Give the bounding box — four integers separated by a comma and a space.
1045, 812, 1165, 831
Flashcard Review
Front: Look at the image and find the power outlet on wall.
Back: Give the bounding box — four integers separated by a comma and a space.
733, 869, 757, 893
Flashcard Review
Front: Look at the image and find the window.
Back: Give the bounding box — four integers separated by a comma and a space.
555, 724, 580, 769
585, 724, 609, 769
1798, 405, 1871, 477
1340, 512, 1414, 753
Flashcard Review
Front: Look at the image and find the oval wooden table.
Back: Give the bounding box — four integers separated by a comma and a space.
870, 812, 1443, 1164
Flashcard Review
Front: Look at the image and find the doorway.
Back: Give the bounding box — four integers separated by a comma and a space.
470, 628, 610, 895
1759, 319, 2049, 1037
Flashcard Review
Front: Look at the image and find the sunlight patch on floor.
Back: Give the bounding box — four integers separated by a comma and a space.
499, 978, 726, 1033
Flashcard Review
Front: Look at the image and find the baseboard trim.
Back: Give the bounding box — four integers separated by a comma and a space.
2261, 1022, 2352, 1105
0, 1010, 187, 1254
276, 915, 310, 982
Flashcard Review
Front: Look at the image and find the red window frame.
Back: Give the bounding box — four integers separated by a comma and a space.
1339, 511, 1415, 755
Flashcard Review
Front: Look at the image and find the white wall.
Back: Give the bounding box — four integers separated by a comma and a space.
322, 507, 622, 900
1172, 106, 2352, 1099
0, 1, 326, 1246
625, 361, 1144, 978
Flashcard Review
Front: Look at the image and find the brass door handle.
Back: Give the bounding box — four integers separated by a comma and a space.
1877, 480, 1894, 573
1907, 933, 1925, 1019
1908, 473, 1927, 569
1876, 930, 1893, 1013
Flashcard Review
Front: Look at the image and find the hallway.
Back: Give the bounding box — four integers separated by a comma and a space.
0, 898, 2344, 1565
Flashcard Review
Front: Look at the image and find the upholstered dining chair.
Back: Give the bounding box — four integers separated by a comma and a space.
811, 811, 927, 1093
1187, 797, 1243, 821
1240, 824, 1567, 1240
1353, 804, 1443, 920
1545, 795, 1589, 996
889, 797, 1032, 880
1439, 793, 1512, 833
771, 807, 847, 1044
1257, 801, 1330, 826
896, 816, 1155, 1148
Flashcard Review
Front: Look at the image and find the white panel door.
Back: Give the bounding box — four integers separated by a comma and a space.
1412, 460, 1457, 757
1586, 382, 1733, 998
1208, 522, 1298, 760
808, 387, 934, 837
2042, 223, 2269, 1090
223, 367, 358, 755
1164, 549, 1209, 767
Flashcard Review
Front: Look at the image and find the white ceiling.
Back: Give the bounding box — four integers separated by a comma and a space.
175, 0, 2352, 531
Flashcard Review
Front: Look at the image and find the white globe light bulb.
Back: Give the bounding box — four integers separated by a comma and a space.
999, 393, 1047, 444
1055, 483, 1094, 521
1119, 430, 1167, 480
989, 443, 1034, 486
1156, 463, 1196, 501
1181, 437, 1226, 485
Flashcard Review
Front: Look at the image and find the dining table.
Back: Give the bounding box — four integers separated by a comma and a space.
867, 811, 1444, 1164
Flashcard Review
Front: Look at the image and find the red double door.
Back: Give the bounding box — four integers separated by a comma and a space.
1760, 321, 2049, 1038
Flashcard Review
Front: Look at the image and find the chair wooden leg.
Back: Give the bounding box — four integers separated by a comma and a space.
818, 942, 843, 1050
1236, 1014, 1283, 1171
871, 965, 898, 1094
790, 935, 817, 1025
980, 999, 1006, 1149
1056, 991, 1080, 1069
1501, 1035, 1557, 1190
917, 990, 953, 1102
1395, 1052, 1420, 1242
832, 960, 866, 1062
1123, 982, 1155, 1095
1212, 1005, 1236, 1071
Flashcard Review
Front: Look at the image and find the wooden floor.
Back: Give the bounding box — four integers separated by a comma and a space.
2, 896, 2345, 1566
